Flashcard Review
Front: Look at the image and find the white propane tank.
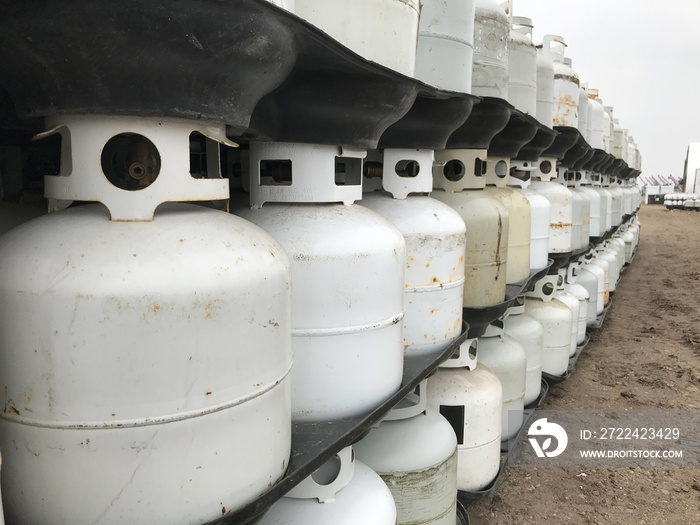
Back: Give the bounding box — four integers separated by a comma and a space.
583, 252, 607, 313
589, 252, 611, 305
606, 176, 623, 227
361, 149, 466, 356
530, 159, 574, 253
294, 0, 419, 76
621, 178, 634, 216
525, 275, 574, 376
503, 297, 544, 406
560, 56, 579, 126
472, 0, 510, 98
575, 257, 603, 322
623, 219, 639, 256
590, 173, 612, 233
577, 85, 589, 138
632, 181, 641, 212
625, 137, 635, 168
562, 266, 589, 346
566, 174, 585, 250
570, 174, 591, 247
508, 166, 551, 270
627, 217, 639, 245
354, 381, 458, 525
634, 186, 643, 211
236, 142, 405, 422
415, 0, 476, 92
535, 40, 555, 128
577, 171, 603, 237
543, 36, 579, 128
613, 121, 628, 161
618, 179, 632, 216
433, 149, 509, 307
0, 116, 293, 525
621, 179, 633, 216
602, 186, 614, 233
584, 97, 595, 143
427, 357, 503, 492
632, 216, 641, 245
587, 92, 606, 150
602, 106, 613, 153
609, 236, 627, 274
484, 159, 531, 284
622, 227, 636, 264
523, 187, 551, 270
258, 446, 397, 525
508, 16, 537, 114
554, 269, 580, 357
477, 321, 527, 441
597, 243, 620, 293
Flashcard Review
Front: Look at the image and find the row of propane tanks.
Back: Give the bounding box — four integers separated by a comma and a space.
0, 0, 646, 523
261, 0, 642, 168
260, 221, 641, 525
0, 113, 642, 525
664, 193, 700, 210
228, 171, 642, 525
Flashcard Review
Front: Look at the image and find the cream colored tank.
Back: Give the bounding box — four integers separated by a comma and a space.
484, 159, 531, 283
433, 149, 509, 307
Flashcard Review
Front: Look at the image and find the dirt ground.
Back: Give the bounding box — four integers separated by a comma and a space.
469, 204, 700, 525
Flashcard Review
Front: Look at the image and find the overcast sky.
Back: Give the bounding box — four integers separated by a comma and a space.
514, 0, 700, 182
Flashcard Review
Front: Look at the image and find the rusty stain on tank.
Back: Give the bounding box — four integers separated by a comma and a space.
551, 222, 572, 229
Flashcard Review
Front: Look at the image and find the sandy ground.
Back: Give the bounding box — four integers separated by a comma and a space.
469, 204, 700, 525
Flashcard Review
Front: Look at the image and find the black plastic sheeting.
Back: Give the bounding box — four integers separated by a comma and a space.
0, 0, 481, 151
583, 149, 611, 173
489, 111, 539, 158
0, 1, 297, 133
542, 126, 580, 160
457, 500, 471, 525
378, 94, 479, 150
0, 1, 626, 167
517, 125, 559, 162
447, 97, 513, 150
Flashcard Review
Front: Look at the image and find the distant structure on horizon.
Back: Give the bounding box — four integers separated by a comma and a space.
683, 143, 700, 193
